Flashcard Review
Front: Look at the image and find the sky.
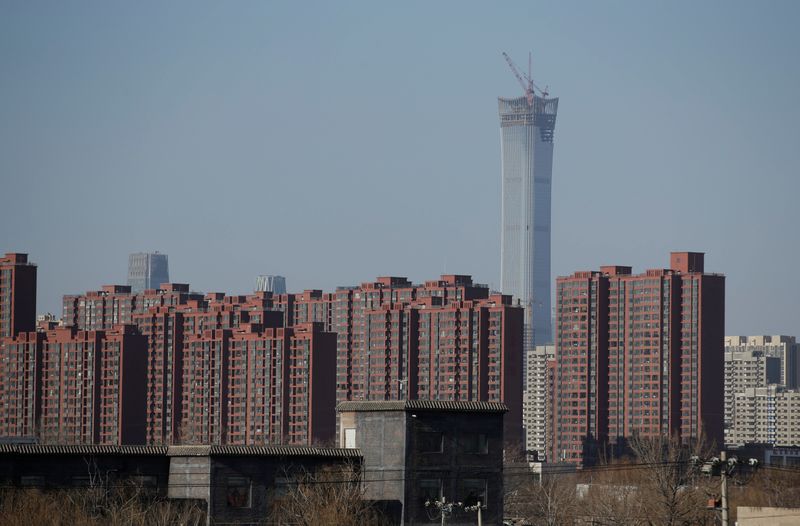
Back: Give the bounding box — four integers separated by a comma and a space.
1, 1, 798, 335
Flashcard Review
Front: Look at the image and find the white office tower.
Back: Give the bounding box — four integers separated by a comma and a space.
255, 275, 286, 295
499, 53, 558, 348
127, 252, 169, 293
523, 345, 555, 460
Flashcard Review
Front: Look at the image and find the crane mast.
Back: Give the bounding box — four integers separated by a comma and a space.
502, 51, 549, 107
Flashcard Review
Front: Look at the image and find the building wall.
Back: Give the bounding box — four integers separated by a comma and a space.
724, 350, 781, 445
524, 345, 554, 459
776, 390, 800, 446
338, 403, 505, 526
0, 331, 43, 438
329, 276, 523, 445
0, 445, 360, 526
0, 253, 37, 338
554, 253, 725, 466
36, 326, 146, 445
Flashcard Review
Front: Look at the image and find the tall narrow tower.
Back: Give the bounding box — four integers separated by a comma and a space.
499, 53, 558, 347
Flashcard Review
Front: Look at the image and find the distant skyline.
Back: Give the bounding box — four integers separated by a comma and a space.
2, 1, 799, 335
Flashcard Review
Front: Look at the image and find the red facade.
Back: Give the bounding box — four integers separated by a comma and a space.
553, 252, 725, 465
0, 253, 37, 338
2, 259, 523, 447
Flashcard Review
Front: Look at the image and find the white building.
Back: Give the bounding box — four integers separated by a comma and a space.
725, 335, 798, 388
724, 335, 798, 447
523, 344, 554, 460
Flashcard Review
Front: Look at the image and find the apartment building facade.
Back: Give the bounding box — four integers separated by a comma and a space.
553, 252, 725, 465
0, 253, 36, 339
523, 345, 555, 460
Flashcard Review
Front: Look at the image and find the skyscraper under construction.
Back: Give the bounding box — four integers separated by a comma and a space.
499, 52, 558, 347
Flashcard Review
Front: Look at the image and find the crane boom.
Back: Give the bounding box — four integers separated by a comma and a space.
502, 52, 533, 106
502, 51, 549, 106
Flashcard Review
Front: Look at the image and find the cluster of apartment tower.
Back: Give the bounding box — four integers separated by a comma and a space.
6, 249, 800, 465
521, 252, 727, 464
724, 335, 800, 447
0, 253, 522, 448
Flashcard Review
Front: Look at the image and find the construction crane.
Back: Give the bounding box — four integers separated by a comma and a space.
502, 51, 549, 107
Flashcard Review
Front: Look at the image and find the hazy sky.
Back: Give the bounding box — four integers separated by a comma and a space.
1, 1, 798, 335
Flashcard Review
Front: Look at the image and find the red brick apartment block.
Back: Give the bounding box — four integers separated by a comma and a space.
0, 253, 37, 338
38, 325, 147, 445
553, 252, 724, 466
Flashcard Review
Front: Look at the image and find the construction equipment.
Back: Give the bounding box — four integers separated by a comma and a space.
502, 51, 549, 107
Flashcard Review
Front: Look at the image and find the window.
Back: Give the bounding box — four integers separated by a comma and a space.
418, 432, 444, 453
418, 478, 441, 506
344, 428, 356, 449
461, 479, 487, 507
462, 433, 489, 454
226, 476, 251, 508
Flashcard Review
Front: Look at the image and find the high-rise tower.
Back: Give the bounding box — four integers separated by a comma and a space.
127, 252, 169, 293
499, 53, 558, 347
255, 275, 287, 295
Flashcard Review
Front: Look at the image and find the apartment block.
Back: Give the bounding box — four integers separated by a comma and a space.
553, 252, 725, 465
728, 386, 778, 446
62, 283, 204, 331
38, 325, 147, 445
0, 331, 43, 438
725, 335, 798, 389
2, 258, 522, 450
180, 323, 336, 446
523, 345, 554, 460
330, 275, 524, 444
724, 349, 781, 445
0, 253, 37, 338
727, 386, 800, 447
776, 390, 800, 446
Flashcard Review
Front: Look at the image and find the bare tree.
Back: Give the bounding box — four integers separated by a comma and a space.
627, 433, 716, 526
266, 463, 388, 526
505, 471, 578, 526
581, 464, 647, 526
0, 486, 204, 526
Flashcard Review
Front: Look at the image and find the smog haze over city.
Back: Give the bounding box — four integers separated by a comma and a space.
1, 0, 799, 335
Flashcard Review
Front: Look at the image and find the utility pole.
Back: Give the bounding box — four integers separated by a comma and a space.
720, 451, 729, 526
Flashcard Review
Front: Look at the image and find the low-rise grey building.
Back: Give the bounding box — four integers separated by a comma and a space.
0, 444, 361, 525
337, 399, 507, 526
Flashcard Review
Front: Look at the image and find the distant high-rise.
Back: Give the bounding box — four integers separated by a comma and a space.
255, 275, 286, 295
723, 335, 798, 447
523, 344, 555, 460
499, 52, 558, 348
0, 253, 37, 338
127, 252, 169, 293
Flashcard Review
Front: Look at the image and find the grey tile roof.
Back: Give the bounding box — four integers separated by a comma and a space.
167, 445, 362, 458
0, 444, 167, 455
0, 444, 361, 458
336, 399, 509, 413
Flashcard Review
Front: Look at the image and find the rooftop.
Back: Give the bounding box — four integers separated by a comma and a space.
336, 400, 509, 413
